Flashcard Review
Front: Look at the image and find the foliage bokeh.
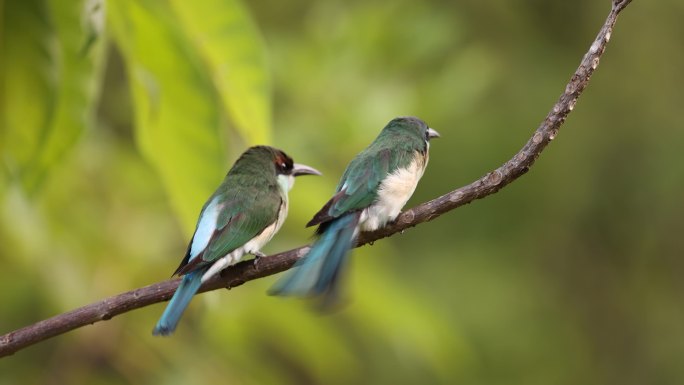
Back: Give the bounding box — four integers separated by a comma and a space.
2, 0, 684, 384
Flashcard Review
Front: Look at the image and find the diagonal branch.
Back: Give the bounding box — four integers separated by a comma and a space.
0, 0, 634, 359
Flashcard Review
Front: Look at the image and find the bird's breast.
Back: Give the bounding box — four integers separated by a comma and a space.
360, 153, 427, 232
248, 196, 288, 250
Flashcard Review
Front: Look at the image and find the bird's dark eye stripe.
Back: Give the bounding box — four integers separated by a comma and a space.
274, 155, 293, 174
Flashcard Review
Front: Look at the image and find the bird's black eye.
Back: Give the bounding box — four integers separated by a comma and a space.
274, 151, 294, 175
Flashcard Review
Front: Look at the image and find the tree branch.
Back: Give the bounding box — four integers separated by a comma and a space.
0, 0, 634, 358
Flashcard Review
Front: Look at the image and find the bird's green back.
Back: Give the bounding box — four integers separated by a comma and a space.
181, 147, 284, 272
329, 122, 427, 217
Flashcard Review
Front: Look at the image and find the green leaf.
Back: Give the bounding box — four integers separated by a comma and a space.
1, 0, 57, 191
1, 0, 105, 193
169, 0, 272, 145
108, 1, 273, 232
39, 0, 106, 185
108, 1, 228, 233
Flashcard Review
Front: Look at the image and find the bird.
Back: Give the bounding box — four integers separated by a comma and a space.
153, 146, 321, 336
269, 116, 439, 305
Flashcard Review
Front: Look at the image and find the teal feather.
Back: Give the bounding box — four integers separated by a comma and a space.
268, 213, 359, 305
152, 269, 206, 336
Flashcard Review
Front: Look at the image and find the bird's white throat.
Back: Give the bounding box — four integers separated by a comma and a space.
277, 174, 295, 193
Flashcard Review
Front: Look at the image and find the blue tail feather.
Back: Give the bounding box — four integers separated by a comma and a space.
269, 213, 359, 301
152, 269, 205, 336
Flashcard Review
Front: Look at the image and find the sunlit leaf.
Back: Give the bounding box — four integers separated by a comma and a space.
170, 0, 272, 145
1, 0, 105, 193
108, 1, 227, 233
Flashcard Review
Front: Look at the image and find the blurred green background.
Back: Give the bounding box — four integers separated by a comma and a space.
2, 0, 684, 384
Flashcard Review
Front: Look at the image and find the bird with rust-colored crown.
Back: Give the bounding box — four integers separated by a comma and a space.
153, 146, 320, 335
269, 116, 439, 304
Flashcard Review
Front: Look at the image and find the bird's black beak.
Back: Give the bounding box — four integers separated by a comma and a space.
427, 128, 441, 139
292, 163, 322, 177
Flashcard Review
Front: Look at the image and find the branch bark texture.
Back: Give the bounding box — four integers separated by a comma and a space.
0, 0, 634, 358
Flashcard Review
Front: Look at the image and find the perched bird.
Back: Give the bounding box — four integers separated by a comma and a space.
153, 146, 321, 336
269, 116, 439, 304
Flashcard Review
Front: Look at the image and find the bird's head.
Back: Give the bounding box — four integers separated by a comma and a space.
237, 146, 321, 192
382, 116, 440, 146
272, 148, 321, 192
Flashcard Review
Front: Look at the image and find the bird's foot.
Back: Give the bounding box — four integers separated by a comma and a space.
252, 251, 267, 267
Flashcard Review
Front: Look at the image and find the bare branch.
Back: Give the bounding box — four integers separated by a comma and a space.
0, 0, 634, 359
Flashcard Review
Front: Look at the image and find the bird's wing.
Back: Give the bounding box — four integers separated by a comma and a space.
175, 184, 281, 275
308, 147, 415, 227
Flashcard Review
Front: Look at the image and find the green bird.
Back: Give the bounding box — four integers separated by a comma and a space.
153, 146, 320, 335
270, 116, 439, 304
